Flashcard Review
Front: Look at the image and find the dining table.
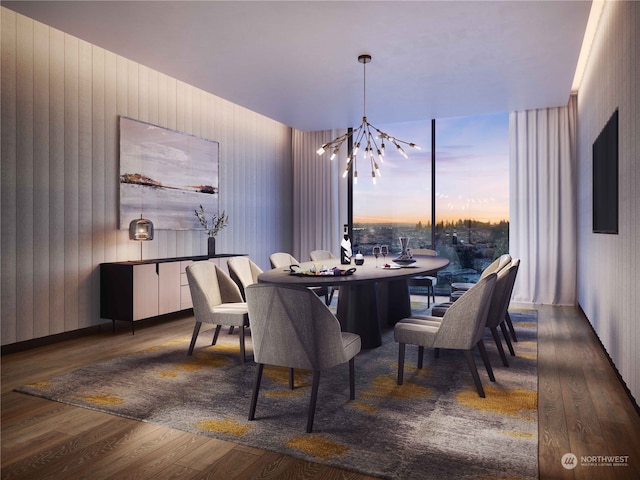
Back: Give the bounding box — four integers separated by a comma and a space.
257, 254, 450, 348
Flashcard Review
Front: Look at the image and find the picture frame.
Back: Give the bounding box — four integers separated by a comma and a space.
119, 117, 219, 230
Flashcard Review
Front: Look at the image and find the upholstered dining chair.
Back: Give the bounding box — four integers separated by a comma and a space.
449, 253, 511, 301
394, 273, 497, 398
269, 252, 332, 306
227, 256, 263, 301
408, 248, 438, 307
479, 259, 520, 367
309, 250, 337, 262
245, 283, 361, 433
428, 259, 521, 367
309, 250, 337, 303
186, 262, 250, 362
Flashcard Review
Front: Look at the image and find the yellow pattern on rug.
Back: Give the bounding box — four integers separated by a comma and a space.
287, 434, 350, 461
362, 374, 432, 400
195, 417, 251, 436
80, 391, 124, 407
456, 385, 537, 419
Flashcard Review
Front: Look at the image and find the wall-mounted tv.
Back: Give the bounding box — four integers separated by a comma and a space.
119, 117, 219, 230
592, 109, 618, 234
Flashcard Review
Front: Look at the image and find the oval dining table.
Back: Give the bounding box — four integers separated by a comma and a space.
257, 254, 450, 348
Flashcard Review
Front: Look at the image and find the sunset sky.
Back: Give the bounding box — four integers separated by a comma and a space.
353, 112, 509, 224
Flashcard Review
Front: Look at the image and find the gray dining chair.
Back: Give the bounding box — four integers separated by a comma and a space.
309, 250, 337, 262
186, 262, 250, 362
394, 272, 497, 397
269, 252, 332, 306
245, 283, 361, 433
227, 256, 263, 301
408, 248, 438, 307
449, 253, 511, 300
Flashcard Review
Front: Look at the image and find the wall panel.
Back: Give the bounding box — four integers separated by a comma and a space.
576, 1, 640, 401
1, 8, 18, 344
48, 26, 65, 336
1, 8, 293, 345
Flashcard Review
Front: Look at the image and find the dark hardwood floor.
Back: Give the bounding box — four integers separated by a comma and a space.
2, 303, 639, 479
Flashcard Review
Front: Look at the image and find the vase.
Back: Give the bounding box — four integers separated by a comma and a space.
207, 236, 216, 257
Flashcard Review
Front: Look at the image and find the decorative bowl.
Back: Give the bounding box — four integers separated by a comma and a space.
393, 257, 416, 266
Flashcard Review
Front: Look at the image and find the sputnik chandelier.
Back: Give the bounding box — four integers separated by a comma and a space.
316, 54, 420, 184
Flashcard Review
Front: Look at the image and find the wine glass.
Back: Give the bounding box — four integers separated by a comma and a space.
380, 245, 388, 266
372, 245, 381, 268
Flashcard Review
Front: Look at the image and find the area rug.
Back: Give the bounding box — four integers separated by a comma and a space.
17, 309, 538, 480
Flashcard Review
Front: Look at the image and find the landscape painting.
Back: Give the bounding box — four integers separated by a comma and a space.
119, 117, 219, 231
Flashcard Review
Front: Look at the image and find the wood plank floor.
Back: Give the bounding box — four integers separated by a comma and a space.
2, 303, 639, 479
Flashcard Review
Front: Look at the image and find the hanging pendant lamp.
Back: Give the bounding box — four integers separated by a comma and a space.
316, 54, 420, 184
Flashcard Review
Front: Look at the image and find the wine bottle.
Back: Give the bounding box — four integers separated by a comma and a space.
340, 224, 352, 265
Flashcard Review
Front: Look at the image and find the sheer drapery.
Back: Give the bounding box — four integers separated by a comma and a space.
509, 95, 577, 305
291, 129, 347, 261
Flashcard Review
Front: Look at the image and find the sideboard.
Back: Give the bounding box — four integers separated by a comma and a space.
100, 254, 245, 333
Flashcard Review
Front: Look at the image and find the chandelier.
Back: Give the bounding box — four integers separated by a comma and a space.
316, 54, 420, 184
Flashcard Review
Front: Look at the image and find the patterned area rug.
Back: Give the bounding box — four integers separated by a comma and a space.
17, 308, 538, 480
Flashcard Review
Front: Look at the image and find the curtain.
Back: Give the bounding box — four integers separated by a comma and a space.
509, 95, 577, 305
291, 129, 347, 261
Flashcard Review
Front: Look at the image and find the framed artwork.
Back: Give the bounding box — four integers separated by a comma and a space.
119, 117, 219, 230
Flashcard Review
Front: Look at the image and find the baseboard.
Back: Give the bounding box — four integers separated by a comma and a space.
577, 303, 640, 417
1, 324, 109, 355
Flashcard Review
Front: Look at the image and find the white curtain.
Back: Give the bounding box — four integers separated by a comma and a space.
291, 129, 348, 261
509, 95, 577, 305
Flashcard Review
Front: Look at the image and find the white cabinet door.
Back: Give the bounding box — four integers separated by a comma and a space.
133, 263, 159, 320
158, 262, 181, 315
180, 260, 194, 309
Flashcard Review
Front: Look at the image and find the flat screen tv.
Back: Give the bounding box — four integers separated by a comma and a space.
592, 109, 618, 234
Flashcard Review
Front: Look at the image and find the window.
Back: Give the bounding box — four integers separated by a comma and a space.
351, 112, 509, 294
351, 120, 432, 257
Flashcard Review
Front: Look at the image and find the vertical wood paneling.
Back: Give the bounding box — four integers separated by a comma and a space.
91, 46, 106, 327
32, 21, 50, 338
48, 27, 65, 335
77, 39, 93, 328
1, 8, 292, 345
63, 33, 79, 332
1, 8, 18, 344
15, 13, 35, 341
104, 50, 118, 262
577, 1, 640, 401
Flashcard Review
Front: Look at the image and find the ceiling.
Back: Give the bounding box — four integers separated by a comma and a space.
3, 1, 592, 131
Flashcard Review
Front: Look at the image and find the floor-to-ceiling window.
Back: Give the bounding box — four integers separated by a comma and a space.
351, 112, 509, 294
351, 120, 432, 257
434, 112, 509, 293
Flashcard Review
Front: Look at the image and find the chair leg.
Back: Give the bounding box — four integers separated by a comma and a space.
349, 357, 355, 400
188, 322, 202, 355
500, 322, 516, 356
307, 371, 321, 433
289, 368, 295, 389
434, 347, 440, 358
397, 343, 406, 385
490, 327, 509, 367
239, 325, 246, 363
417, 346, 424, 369
211, 325, 222, 345
477, 340, 495, 382
248, 363, 264, 421
505, 311, 518, 342
228, 326, 235, 335
463, 349, 485, 398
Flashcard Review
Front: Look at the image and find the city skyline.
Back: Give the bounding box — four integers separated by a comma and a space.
353, 112, 509, 224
